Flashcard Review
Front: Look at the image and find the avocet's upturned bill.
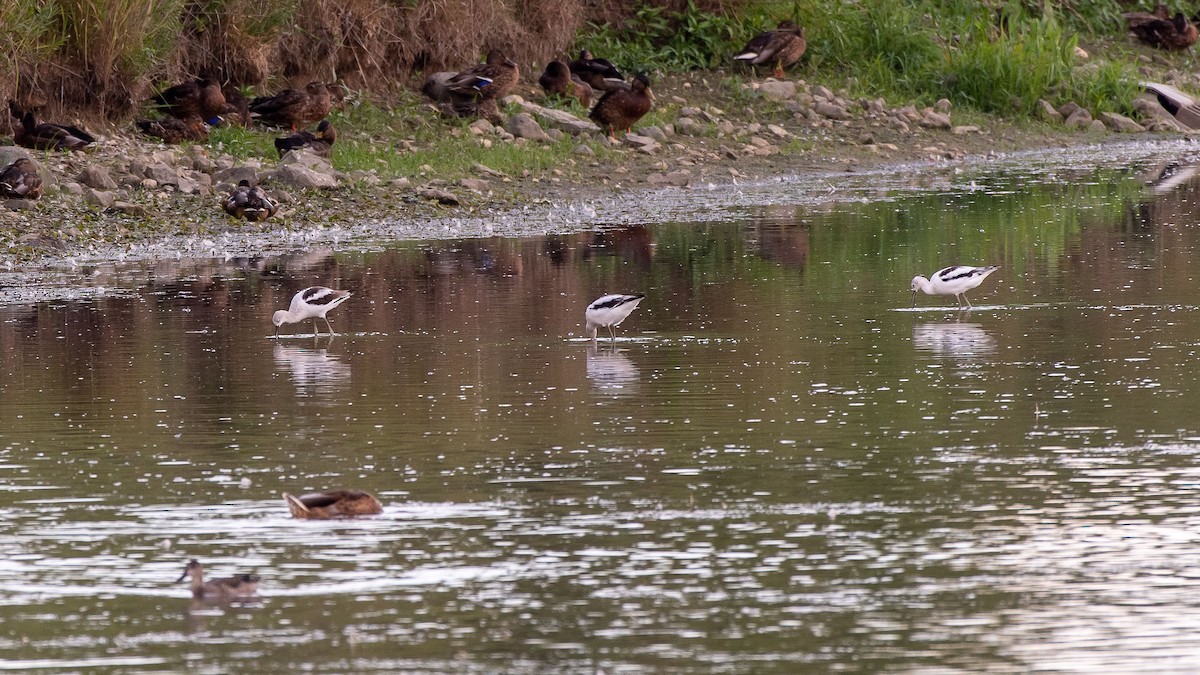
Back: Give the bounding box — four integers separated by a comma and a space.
272, 286, 351, 337
585, 294, 645, 343
911, 265, 1000, 309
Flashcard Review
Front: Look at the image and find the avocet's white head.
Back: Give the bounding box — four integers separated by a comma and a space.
910, 276, 930, 307
272, 310, 289, 327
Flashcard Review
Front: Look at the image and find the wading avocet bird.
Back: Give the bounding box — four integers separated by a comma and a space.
586, 294, 645, 343
273, 286, 351, 337
911, 265, 1000, 308
177, 559, 259, 601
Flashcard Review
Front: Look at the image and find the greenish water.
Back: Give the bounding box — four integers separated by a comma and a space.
3, 147, 1200, 672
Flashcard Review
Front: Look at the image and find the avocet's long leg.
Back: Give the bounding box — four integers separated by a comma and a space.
324, 316, 335, 334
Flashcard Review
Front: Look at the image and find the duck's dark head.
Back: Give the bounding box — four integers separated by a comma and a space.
176, 559, 202, 583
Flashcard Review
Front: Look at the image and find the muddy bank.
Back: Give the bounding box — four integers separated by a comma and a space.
0, 72, 1195, 280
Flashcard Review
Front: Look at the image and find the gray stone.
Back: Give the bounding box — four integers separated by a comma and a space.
108, 201, 148, 217
573, 144, 595, 156
419, 187, 460, 205
1058, 101, 1083, 118
0, 147, 32, 168
4, 199, 36, 211
766, 124, 789, 138
637, 126, 668, 142
468, 119, 496, 135
83, 188, 115, 208
176, 175, 201, 195
814, 102, 851, 120
506, 113, 550, 141
1099, 111, 1145, 133
546, 128, 565, 142
1088, 119, 1107, 133
675, 117, 704, 135
759, 80, 796, 101
1133, 96, 1188, 131
59, 181, 83, 196
1063, 108, 1093, 129
935, 98, 951, 112
192, 156, 217, 173
1036, 99, 1063, 123
460, 177, 490, 192
920, 111, 952, 129
812, 85, 834, 100
507, 98, 599, 136
277, 164, 338, 189
952, 125, 980, 135
716, 120, 735, 135
647, 170, 691, 187
889, 117, 910, 133
140, 178, 159, 190
473, 163, 505, 177
623, 133, 658, 148
144, 163, 178, 186
78, 165, 118, 190
212, 165, 259, 188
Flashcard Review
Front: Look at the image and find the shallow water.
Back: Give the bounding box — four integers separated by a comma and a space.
5, 144, 1200, 672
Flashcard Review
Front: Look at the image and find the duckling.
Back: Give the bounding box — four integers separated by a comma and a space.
8, 101, 95, 151
1124, 7, 1199, 50
734, 20, 807, 77
176, 559, 260, 601
0, 158, 43, 200
223, 180, 277, 221
569, 49, 627, 92
250, 82, 331, 130
284, 490, 384, 519
150, 78, 226, 123
446, 50, 520, 104
539, 61, 594, 108
135, 116, 209, 144
589, 73, 655, 139
274, 119, 336, 158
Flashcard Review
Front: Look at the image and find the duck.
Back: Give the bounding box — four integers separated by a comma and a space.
445, 49, 520, 103
218, 84, 252, 127
734, 20, 807, 77
589, 73, 654, 138
284, 490, 384, 519
539, 61, 593, 107
422, 71, 500, 121
1123, 6, 1199, 50
176, 559, 260, 601
250, 82, 331, 130
569, 49, 626, 92
8, 101, 96, 151
223, 180, 277, 221
150, 78, 226, 123
135, 116, 209, 143
0, 158, 43, 200
274, 120, 336, 157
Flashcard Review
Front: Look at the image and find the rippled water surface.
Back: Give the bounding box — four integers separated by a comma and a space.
7, 145, 1200, 672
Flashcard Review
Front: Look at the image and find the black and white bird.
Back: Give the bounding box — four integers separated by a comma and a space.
585, 294, 645, 343
272, 286, 352, 337
911, 265, 1000, 308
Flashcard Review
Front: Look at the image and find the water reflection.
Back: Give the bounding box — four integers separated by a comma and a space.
272, 342, 351, 397
912, 320, 996, 357
585, 344, 640, 395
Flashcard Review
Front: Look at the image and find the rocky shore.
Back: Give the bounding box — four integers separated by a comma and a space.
0, 71, 1193, 268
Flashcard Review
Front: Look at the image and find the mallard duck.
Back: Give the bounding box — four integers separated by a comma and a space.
446, 50, 520, 103
1124, 6, 1199, 50
177, 559, 260, 601
734, 20, 807, 77
223, 180, 277, 221
150, 78, 226, 122
569, 49, 626, 92
589, 74, 654, 138
0, 158, 42, 200
135, 116, 209, 143
422, 71, 495, 120
284, 490, 383, 519
219, 84, 251, 128
539, 61, 594, 108
8, 101, 95, 151
250, 82, 331, 130
274, 120, 336, 158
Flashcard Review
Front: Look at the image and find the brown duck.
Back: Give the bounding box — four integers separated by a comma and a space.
0, 158, 42, 199
177, 560, 260, 601
250, 82, 331, 130
274, 120, 336, 158
446, 50, 520, 103
539, 61, 594, 108
151, 78, 226, 122
569, 49, 626, 92
219, 84, 252, 128
1124, 6, 1199, 50
8, 101, 95, 151
223, 180, 277, 221
589, 73, 654, 138
284, 490, 384, 519
734, 20, 807, 77
135, 116, 209, 144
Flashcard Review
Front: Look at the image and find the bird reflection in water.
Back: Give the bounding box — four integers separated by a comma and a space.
586, 343, 641, 395
273, 342, 351, 396
912, 320, 996, 357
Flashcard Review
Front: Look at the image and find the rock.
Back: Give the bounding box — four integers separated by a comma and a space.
144, 163, 178, 186
1088, 119, 1107, 133
505, 113, 550, 141
659, 170, 691, 187
1099, 111, 1145, 133
83, 188, 116, 208
759, 80, 796, 101
140, 178, 159, 190
108, 201, 148, 217
935, 98, 951, 112
473, 163, 505, 178
546, 128, 565, 142
952, 125, 980, 135
794, 93, 815, 109
814, 102, 851, 120
623, 133, 658, 148
812, 85, 834, 100
176, 174, 201, 195
748, 136, 771, 148
419, 187, 460, 205
573, 144, 595, 156
1036, 99, 1063, 123
637, 126, 668, 142
766, 124, 789, 138
0, 147, 32, 168
391, 177, 411, 189
1133, 96, 1188, 132
675, 117, 704, 135
78, 166, 118, 190
1063, 108, 1093, 129
1058, 102, 1083, 118
212, 165, 259, 188
277, 150, 339, 189
920, 111, 952, 129
192, 156, 217, 173
4, 199, 36, 211
508, 98, 600, 136
59, 181, 83, 196
468, 119, 496, 135
716, 120, 735, 135
460, 178, 490, 192
1074, 46, 1089, 59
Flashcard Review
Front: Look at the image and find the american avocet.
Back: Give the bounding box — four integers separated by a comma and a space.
273, 286, 351, 337
586, 294, 645, 343
177, 560, 259, 601
284, 490, 384, 519
911, 265, 1000, 308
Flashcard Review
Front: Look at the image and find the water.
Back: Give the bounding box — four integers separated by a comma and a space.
4, 144, 1200, 672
